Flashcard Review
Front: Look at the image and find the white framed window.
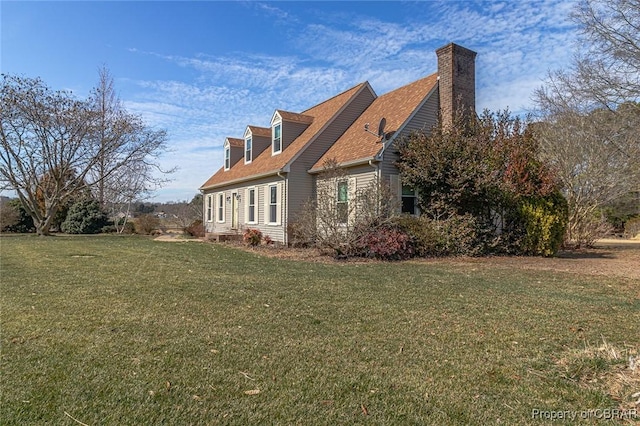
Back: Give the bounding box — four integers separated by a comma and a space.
336, 180, 348, 224
206, 195, 213, 222
245, 137, 252, 164
216, 192, 225, 223
269, 185, 277, 223
264, 183, 281, 225
224, 145, 230, 170
401, 186, 419, 215
245, 187, 257, 224
272, 122, 282, 154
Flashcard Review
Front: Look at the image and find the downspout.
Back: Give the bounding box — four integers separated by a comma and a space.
277, 171, 287, 245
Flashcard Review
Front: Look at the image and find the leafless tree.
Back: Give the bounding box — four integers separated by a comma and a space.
536, 0, 639, 112
88, 67, 172, 216
0, 71, 172, 235
533, 104, 640, 246
533, 0, 640, 245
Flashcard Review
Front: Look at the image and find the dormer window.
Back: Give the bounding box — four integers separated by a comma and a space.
273, 123, 282, 155
245, 137, 252, 164
224, 144, 230, 170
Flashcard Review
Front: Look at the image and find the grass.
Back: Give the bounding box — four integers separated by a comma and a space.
1, 235, 638, 425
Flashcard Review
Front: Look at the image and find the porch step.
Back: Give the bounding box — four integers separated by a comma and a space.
207, 232, 243, 243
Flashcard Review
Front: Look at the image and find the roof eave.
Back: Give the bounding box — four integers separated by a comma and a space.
200, 169, 286, 191
308, 157, 379, 174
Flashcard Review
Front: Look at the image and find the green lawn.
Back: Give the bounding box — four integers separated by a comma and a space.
1, 235, 638, 425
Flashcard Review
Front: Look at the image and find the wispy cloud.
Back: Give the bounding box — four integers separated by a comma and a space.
124, 1, 578, 201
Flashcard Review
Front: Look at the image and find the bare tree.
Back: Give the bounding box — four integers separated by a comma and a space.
534, 104, 640, 246
87, 67, 172, 215
536, 0, 639, 112
534, 0, 640, 245
0, 72, 171, 235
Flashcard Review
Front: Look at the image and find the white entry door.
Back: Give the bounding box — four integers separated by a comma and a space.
231, 192, 239, 229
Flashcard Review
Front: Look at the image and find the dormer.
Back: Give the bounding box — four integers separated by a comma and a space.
243, 125, 271, 164
223, 137, 244, 171
270, 110, 314, 155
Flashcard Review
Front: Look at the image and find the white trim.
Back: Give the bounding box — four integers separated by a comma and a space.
206, 194, 213, 222
216, 192, 225, 223
244, 136, 252, 164
245, 187, 257, 224
272, 121, 282, 155
200, 170, 284, 191
308, 157, 378, 174
266, 183, 281, 225
223, 142, 230, 171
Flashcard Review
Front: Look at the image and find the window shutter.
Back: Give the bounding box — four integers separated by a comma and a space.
222, 192, 226, 223
214, 193, 219, 223
264, 185, 269, 224
276, 182, 282, 225
244, 189, 249, 224
348, 176, 357, 224
390, 175, 401, 213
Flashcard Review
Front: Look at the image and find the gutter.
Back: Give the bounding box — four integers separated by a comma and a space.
308, 157, 379, 174
199, 169, 283, 191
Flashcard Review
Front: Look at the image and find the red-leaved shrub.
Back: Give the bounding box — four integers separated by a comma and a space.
356, 226, 414, 260
243, 228, 262, 246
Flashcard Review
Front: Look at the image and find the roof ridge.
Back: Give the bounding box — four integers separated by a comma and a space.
377, 72, 438, 98
302, 81, 369, 115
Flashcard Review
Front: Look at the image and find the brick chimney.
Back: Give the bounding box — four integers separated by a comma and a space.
436, 43, 477, 128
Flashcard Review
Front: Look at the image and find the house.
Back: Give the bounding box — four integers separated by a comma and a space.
200, 43, 477, 244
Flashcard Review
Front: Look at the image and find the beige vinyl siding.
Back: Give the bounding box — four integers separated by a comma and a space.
288, 86, 376, 224
379, 90, 439, 179
314, 165, 377, 226
202, 175, 287, 243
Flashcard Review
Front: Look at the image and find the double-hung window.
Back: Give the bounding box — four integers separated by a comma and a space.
273, 123, 282, 154
245, 137, 252, 163
337, 180, 348, 224
248, 188, 256, 223
268, 185, 278, 224
217, 193, 224, 222
401, 186, 418, 215
224, 146, 230, 170
206, 195, 213, 222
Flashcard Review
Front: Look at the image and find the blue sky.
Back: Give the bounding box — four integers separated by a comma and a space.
2, 1, 578, 203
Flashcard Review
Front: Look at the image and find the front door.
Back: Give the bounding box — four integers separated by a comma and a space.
231, 192, 239, 229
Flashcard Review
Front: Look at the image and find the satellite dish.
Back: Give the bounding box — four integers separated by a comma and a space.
363, 117, 389, 142
377, 118, 386, 138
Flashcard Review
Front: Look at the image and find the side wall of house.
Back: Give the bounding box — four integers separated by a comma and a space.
314, 164, 379, 224
287, 88, 377, 230
202, 175, 287, 243
379, 89, 439, 181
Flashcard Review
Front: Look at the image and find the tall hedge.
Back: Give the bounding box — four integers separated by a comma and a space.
61, 199, 108, 234
516, 192, 568, 257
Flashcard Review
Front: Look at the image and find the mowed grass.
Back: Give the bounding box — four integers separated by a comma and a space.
1, 236, 638, 425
